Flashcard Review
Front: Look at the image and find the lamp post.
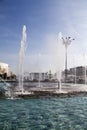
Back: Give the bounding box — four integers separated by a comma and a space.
62, 37, 74, 83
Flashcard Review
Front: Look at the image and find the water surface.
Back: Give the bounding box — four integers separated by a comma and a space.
0, 97, 87, 130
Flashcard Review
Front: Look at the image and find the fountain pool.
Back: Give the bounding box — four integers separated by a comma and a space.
0, 97, 87, 129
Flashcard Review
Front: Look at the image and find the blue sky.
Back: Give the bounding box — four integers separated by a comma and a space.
0, 0, 87, 74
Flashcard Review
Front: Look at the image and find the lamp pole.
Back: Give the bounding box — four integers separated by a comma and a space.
62, 37, 74, 82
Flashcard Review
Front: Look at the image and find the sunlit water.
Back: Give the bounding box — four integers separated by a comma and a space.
0, 97, 87, 130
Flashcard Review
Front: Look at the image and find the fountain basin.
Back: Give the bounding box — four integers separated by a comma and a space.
15, 90, 87, 98
14, 85, 87, 98
1, 82, 87, 99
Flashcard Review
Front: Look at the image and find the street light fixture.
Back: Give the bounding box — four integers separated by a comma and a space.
62, 37, 75, 82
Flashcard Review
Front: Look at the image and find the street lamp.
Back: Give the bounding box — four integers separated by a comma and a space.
62, 37, 75, 82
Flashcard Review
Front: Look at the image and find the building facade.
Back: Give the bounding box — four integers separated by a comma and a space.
0, 62, 9, 75
63, 66, 87, 83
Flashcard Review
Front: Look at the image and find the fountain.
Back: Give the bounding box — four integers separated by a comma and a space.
38, 73, 42, 87
73, 57, 77, 85
1, 26, 87, 98
36, 53, 43, 88
55, 32, 64, 92
17, 25, 34, 97
54, 33, 69, 94
0, 77, 10, 87
0, 77, 13, 98
19, 25, 27, 93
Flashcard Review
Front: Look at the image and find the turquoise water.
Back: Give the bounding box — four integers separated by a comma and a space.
0, 97, 87, 130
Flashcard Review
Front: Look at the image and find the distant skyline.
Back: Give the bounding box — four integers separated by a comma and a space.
0, 0, 87, 74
